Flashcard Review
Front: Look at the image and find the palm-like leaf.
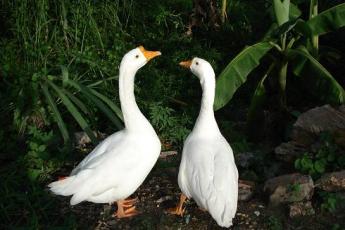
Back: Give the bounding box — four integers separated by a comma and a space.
89, 89, 124, 121
247, 63, 275, 122
41, 82, 70, 144
273, 0, 290, 26
47, 80, 98, 144
289, 47, 345, 104
214, 42, 273, 110
307, 3, 345, 36
66, 79, 123, 129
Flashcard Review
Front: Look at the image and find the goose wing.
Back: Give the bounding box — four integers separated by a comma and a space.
186, 138, 238, 227
71, 131, 124, 175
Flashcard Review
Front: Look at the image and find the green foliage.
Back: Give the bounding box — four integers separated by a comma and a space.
0, 158, 77, 228
20, 126, 62, 182
287, 182, 301, 193
214, 42, 274, 110
319, 191, 344, 213
273, 0, 290, 26
0, 0, 343, 228
149, 103, 191, 148
267, 215, 283, 230
294, 132, 345, 178
0, 0, 130, 145
332, 224, 341, 230
289, 47, 345, 104
307, 3, 345, 36
0, 125, 77, 227
214, 0, 345, 115
231, 138, 253, 154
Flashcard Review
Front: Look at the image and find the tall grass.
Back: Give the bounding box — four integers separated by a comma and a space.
0, 1, 136, 227
1, 0, 137, 143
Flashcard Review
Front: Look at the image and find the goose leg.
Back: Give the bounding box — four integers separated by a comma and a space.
168, 193, 187, 216
114, 198, 139, 218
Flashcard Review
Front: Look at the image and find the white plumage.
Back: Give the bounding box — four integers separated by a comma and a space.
48, 47, 161, 217
176, 58, 238, 227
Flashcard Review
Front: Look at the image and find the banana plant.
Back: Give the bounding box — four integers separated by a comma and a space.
40, 66, 123, 145
214, 0, 345, 120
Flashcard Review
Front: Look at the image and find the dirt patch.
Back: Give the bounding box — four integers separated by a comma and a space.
51, 164, 345, 229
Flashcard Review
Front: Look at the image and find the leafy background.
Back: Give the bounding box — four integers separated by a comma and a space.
0, 0, 344, 228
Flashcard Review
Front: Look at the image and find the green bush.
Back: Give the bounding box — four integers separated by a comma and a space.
294, 132, 345, 178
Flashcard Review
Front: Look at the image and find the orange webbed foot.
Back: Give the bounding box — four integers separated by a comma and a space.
113, 198, 140, 218
167, 194, 187, 217
167, 206, 185, 217
122, 197, 138, 207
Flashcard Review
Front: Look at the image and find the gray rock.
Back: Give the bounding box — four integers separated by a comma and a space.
238, 180, 255, 201
315, 170, 345, 192
274, 141, 306, 163
74, 131, 106, 147
159, 151, 178, 159
235, 152, 255, 168
275, 105, 345, 162
289, 201, 315, 218
291, 105, 345, 146
264, 173, 314, 206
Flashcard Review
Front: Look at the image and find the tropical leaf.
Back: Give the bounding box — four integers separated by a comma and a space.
66, 79, 123, 129
288, 47, 345, 104
41, 82, 70, 144
273, 0, 290, 26
87, 76, 118, 87
267, 2, 300, 27
274, 18, 300, 38
47, 80, 98, 144
61, 65, 69, 87
247, 63, 275, 122
290, 3, 302, 20
263, 23, 278, 41
214, 42, 273, 110
89, 89, 124, 121
307, 3, 345, 36
63, 89, 90, 115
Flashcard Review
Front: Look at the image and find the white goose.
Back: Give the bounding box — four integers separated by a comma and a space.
169, 58, 238, 227
49, 46, 161, 218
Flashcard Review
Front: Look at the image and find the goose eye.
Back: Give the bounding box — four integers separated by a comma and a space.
135, 55, 139, 58
196, 62, 199, 65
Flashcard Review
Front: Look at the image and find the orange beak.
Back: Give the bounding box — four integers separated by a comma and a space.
179, 60, 192, 69
138, 46, 161, 61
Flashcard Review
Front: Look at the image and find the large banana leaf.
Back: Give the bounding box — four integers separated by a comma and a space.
273, 0, 290, 26
307, 3, 345, 36
247, 63, 275, 122
288, 47, 345, 104
214, 42, 273, 110
289, 3, 301, 20
47, 80, 98, 144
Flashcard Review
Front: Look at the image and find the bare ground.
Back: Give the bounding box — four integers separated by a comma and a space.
50, 161, 345, 230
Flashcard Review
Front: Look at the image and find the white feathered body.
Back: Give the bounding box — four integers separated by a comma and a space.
49, 129, 160, 205
49, 47, 162, 206
178, 131, 238, 227
177, 57, 238, 227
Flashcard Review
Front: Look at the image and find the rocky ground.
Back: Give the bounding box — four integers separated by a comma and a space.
49, 105, 345, 229
50, 163, 345, 230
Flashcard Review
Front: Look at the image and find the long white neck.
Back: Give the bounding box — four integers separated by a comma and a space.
119, 65, 150, 132
193, 71, 220, 136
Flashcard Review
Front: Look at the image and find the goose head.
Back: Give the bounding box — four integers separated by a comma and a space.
179, 57, 215, 85
121, 46, 161, 72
